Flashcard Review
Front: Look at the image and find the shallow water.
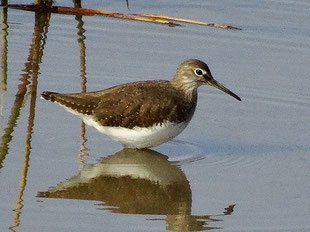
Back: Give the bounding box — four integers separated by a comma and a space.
0, 0, 309, 231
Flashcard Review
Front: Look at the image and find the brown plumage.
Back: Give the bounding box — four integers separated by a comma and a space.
41, 59, 241, 148
41, 80, 197, 129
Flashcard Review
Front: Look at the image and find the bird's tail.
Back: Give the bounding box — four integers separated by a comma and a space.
41, 91, 58, 102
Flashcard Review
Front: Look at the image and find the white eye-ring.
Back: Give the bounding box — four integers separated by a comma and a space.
194, 68, 205, 76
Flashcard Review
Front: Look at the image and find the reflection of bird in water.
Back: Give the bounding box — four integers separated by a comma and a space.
37, 148, 235, 231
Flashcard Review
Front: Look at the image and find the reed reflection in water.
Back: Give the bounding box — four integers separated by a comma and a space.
0, 8, 50, 231
37, 148, 235, 231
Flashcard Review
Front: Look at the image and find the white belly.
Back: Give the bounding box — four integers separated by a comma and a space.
58, 104, 190, 148
82, 115, 189, 149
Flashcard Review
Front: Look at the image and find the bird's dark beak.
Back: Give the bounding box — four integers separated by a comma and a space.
208, 79, 241, 101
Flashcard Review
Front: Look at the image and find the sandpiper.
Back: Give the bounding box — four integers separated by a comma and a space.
41, 59, 241, 149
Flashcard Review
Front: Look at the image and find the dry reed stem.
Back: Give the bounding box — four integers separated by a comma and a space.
135, 13, 241, 30
3, 4, 241, 30
4, 4, 180, 26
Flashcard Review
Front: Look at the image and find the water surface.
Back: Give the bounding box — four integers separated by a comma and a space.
0, 0, 309, 231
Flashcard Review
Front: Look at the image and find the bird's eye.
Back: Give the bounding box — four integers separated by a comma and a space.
194, 68, 204, 76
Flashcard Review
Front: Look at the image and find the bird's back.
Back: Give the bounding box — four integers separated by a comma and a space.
41, 80, 197, 129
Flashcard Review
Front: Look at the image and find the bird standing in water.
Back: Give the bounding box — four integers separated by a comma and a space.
41, 59, 241, 149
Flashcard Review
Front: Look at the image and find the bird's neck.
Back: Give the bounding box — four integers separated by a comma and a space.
171, 78, 199, 102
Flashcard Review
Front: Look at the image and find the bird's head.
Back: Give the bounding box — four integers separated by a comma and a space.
173, 59, 241, 101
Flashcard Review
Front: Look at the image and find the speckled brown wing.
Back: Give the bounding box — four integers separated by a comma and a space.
92, 80, 197, 129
